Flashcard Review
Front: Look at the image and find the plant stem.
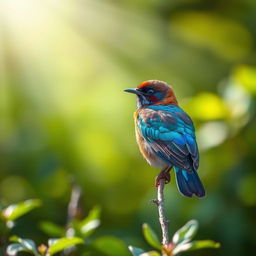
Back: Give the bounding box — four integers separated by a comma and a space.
67, 184, 82, 224
157, 179, 169, 245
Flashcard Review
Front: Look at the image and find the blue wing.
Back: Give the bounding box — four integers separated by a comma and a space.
137, 105, 199, 172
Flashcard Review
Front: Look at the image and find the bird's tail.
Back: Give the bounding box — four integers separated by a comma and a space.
174, 167, 205, 198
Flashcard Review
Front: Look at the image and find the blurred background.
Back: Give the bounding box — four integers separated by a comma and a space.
0, 0, 256, 255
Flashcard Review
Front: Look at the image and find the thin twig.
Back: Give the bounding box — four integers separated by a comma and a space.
157, 179, 169, 245
67, 184, 82, 224
64, 184, 82, 256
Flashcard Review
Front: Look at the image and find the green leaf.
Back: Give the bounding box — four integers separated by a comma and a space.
141, 251, 161, 256
172, 220, 198, 245
48, 238, 59, 247
142, 223, 161, 250
2, 199, 41, 221
188, 240, 220, 250
9, 235, 20, 242
128, 246, 145, 256
92, 236, 130, 256
79, 206, 101, 238
234, 65, 256, 94
172, 240, 220, 255
7, 237, 39, 256
47, 237, 84, 255
7, 243, 28, 256
18, 238, 38, 255
80, 219, 100, 235
39, 221, 65, 237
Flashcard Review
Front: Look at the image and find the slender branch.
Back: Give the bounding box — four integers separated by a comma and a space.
157, 179, 169, 245
64, 184, 82, 255
67, 184, 82, 224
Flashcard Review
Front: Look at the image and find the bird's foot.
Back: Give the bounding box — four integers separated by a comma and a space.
155, 169, 171, 188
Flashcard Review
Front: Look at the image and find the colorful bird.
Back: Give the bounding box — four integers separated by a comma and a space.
124, 80, 205, 198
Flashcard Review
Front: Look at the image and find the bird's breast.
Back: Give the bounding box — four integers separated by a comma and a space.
134, 110, 167, 168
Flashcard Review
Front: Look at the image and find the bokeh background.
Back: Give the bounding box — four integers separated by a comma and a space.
0, 0, 256, 255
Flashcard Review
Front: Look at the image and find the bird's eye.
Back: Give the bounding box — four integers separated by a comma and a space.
147, 89, 154, 95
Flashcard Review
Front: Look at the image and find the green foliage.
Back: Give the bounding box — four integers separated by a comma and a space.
129, 246, 146, 256
74, 206, 101, 239
172, 219, 198, 245
141, 252, 161, 256
39, 221, 65, 237
142, 223, 161, 250
91, 236, 130, 256
47, 237, 84, 255
7, 237, 39, 256
0, 199, 219, 256
1, 199, 116, 255
0, 199, 42, 239
129, 220, 219, 256
1, 199, 41, 222
129, 246, 161, 256
7, 236, 84, 256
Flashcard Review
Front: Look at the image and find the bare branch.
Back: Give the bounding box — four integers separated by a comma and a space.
67, 184, 82, 223
157, 179, 169, 245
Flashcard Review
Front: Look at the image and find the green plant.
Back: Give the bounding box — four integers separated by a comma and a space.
7, 236, 84, 256
0, 199, 42, 250
0, 197, 129, 256
129, 220, 220, 256
0, 189, 220, 256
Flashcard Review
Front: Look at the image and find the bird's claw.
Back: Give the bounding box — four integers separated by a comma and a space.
155, 171, 171, 187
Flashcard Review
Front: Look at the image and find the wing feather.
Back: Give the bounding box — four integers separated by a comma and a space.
137, 106, 199, 172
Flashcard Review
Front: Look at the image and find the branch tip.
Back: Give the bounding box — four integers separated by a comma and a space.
150, 199, 160, 206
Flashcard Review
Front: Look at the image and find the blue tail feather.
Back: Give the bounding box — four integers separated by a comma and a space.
174, 167, 205, 198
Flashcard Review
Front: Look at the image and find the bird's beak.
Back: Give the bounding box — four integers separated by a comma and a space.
124, 88, 142, 95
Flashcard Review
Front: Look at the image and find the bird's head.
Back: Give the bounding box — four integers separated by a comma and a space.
124, 80, 178, 108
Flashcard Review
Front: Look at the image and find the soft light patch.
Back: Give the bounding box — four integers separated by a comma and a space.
234, 65, 256, 95
184, 92, 229, 121
198, 121, 228, 150
171, 11, 252, 60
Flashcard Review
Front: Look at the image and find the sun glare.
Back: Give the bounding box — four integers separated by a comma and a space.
0, 0, 44, 24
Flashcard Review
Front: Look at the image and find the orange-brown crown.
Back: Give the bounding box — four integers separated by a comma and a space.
137, 80, 178, 105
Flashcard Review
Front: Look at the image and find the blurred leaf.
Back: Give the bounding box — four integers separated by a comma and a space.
128, 246, 145, 256
172, 220, 198, 245
7, 237, 39, 256
184, 93, 229, 121
39, 221, 65, 237
48, 238, 58, 247
234, 65, 256, 94
80, 219, 100, 236
48, 237, 84, 255
188, 240, 220, 250
9, 235, 20, 242
18, 239, 38, 255
141, 251, 161, 256
79, 206, 101, 238
172, 239, 220, 255
238, 173, 256, 206
2, 199, 41, 221
7, 243, 29, 256
142, 223, 161, 250
172, 242, 191, 255
92, 236, 130, 256
171, 11, 252, 60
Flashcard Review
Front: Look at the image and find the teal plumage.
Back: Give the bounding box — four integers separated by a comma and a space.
125, 80, 205, 198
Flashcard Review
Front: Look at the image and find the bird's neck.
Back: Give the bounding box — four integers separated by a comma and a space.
152, 94, 178, 106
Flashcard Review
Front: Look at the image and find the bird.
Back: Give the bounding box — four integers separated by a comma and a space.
124, 80, 205, 198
